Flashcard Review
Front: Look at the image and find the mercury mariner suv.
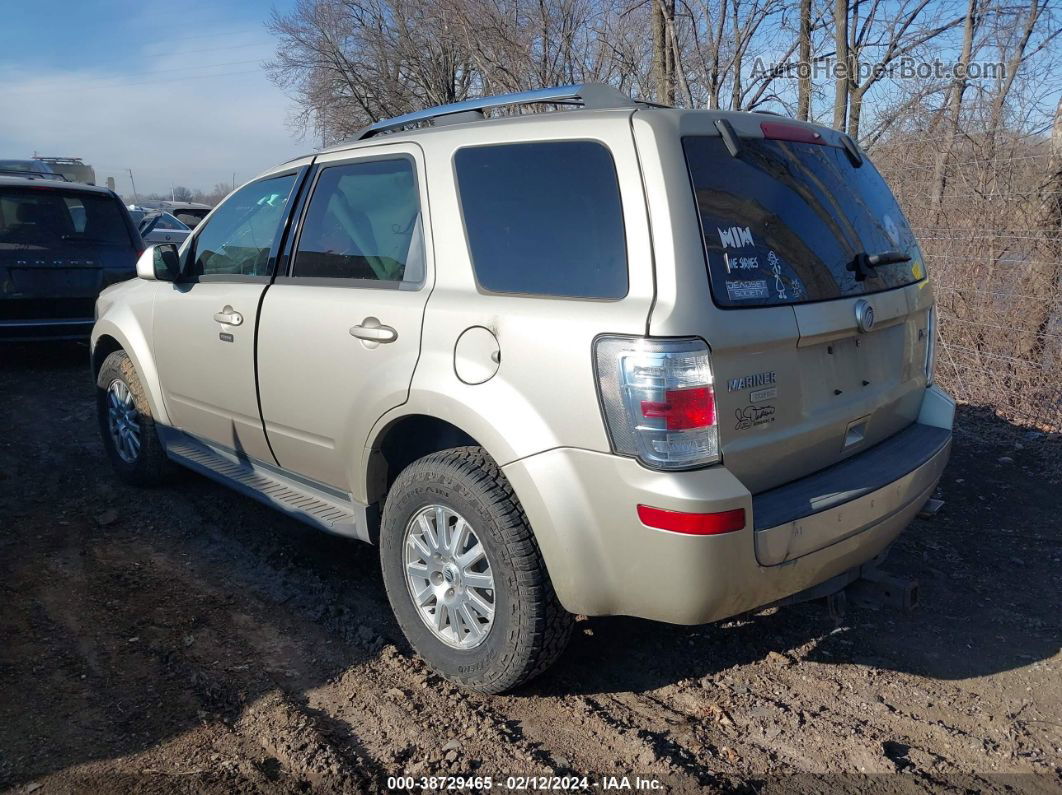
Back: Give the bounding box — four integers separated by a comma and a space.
91, 84, 953, 693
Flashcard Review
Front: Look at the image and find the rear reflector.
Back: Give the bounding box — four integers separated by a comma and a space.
760, 121, 824, 145
637, 505, 746, 535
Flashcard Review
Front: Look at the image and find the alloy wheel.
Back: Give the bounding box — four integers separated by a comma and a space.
403, 504, 496, 649
106, 379, 141, 464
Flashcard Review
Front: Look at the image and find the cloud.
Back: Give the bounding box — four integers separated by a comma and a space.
0, 30, 306, 197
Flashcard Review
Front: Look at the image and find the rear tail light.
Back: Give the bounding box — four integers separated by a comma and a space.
594, 336, 720, 470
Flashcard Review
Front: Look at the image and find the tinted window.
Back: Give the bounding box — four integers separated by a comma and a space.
455, 141, 627, 298
293, 158, 423, 283
0, 188, 133, 251
192, 174, 296, 277
174, 209, 208, 227
153, 213, 188, 230
684, 137, 924, 307
0, 159, 49, 174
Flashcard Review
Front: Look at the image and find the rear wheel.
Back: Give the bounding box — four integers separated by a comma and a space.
380, 447, 572, 693
96, 350, 172, 486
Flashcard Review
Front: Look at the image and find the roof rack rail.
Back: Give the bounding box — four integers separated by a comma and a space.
0, 169, 68, 181
356, 83, 640, 140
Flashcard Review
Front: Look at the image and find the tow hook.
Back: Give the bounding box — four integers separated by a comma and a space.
848, 569, 920, 613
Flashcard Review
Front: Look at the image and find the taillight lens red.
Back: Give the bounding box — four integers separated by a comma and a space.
637, 505, 746, 535
641, 386, 716, 430
594, 336, 720, 470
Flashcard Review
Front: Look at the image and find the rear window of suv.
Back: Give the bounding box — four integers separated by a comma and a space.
0, 187, 134, 251
683, 136, 924, 308
455, 141, 628, 299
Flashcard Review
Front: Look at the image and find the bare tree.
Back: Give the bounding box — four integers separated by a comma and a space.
850, 1, 964, 139
1023, 96, 1062, 364
831, 0, 848, 128
651, 0, 676, 103
928, 0, 981, 223
797, 0, 812, 119
983, 0, 1058, 151
266, 0, 476, 143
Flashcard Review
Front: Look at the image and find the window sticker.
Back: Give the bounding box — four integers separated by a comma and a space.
725, 279, 769, 301
717, 225, 754, 248
768, 250, 787, 300
883, 213, 900, 246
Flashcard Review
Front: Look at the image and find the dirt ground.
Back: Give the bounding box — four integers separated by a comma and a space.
1, 342, 1059, 794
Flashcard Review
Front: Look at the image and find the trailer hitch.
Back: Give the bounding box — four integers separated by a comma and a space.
847, 568, 920, 613
773, 550, 920, 618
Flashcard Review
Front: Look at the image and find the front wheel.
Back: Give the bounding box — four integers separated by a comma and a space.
380, 447, 573, 693
96, 350, 172, 486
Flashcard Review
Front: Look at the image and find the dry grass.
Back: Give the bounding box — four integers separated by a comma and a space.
876, 132, 1062, 433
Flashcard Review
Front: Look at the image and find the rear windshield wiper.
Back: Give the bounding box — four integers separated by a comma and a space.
847, 250, 910, 281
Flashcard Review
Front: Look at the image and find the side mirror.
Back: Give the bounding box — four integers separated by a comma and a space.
136, 244, 180, 282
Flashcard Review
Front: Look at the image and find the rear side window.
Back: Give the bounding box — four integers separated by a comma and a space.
683, 137, 924, 307
455, 141, 628, 299
292, 158, 423, 285
0, 188, 133, 250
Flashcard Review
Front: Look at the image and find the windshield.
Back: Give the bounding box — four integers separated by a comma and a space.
683, 136, 924, 307
0, 188, 134, 251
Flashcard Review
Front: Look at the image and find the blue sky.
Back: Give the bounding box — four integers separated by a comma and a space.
0, 0, 303, 196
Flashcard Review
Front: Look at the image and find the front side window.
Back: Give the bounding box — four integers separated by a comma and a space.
454, 141, 628, 299
292, 158, 423, 284
192, 174, 296, 278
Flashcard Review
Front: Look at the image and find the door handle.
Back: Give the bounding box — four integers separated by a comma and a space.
213, 306, 243, 326
349, 318, 397, 344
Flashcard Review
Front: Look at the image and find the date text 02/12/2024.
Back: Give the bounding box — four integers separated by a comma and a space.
385, 775, 665, 790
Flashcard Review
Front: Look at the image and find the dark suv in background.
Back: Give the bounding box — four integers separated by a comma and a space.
0, 176, 142, 341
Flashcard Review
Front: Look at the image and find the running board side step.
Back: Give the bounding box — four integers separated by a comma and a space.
158, 428, 372, 542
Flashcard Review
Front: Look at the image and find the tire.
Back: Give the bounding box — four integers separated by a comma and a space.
380, 446, 573, 693
96, 350, 172, 486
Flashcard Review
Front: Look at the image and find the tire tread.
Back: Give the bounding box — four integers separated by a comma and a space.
385, 446, 573, 693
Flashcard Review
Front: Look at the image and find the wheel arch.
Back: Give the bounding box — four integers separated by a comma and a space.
364, 413, 481, 511
90, 319, 171, 426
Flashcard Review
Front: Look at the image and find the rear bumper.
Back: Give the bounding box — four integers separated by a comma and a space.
503, 386, 954, 624
0, 317, 94, 341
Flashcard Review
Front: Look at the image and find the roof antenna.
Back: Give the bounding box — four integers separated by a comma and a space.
434, 109, 486, 127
